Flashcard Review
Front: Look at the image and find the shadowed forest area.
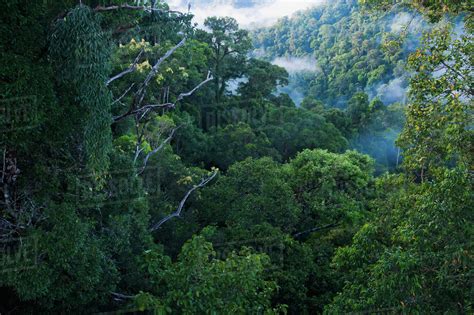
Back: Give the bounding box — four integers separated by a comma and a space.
0, 0, 472, 313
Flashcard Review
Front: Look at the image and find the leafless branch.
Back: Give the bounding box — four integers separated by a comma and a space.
93, 4, 186, 16
111, 291, 135, 301
107, 49, 144, 86
112, 83, 135, 105
133, 146, 146, 164
136, 126, 181, 175
112, 38, 187, 122
113, 69, 213, 122
137, 103, 175, 119
150, 170, 218, 232
293, 222, 341, 238
176, 71, 213, 102
113, 104, 160, 122
138, 37, 187, 97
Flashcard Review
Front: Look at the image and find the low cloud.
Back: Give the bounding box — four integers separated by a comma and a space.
277, 85, 304, 106
376, 77, 408, 104
272, 56, 320, 73
390, 12, 423, 34
453, 21, 465, 39
271, 56, 320, 105
167, 0, 327, 29
226, 76, 249, 95
251, 47, 267, 58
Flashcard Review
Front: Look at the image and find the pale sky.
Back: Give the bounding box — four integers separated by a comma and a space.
167, 0, 327, 29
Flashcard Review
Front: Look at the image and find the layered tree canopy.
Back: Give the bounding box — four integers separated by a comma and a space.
0, 0, 472, 313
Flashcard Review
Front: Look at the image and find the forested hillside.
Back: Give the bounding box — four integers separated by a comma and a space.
253, 0, 419, 106
0, 0, 472, 313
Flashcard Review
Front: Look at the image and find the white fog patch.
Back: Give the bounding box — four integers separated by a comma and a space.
272, 56, 320, 73
252, 47, 267, 58
390, 12, 424, 34
271, 56, 320, 105
376, 77, 408, 104
226, 76, 249, 95
453, 21, 465, 39
277, 85, 305, 106
168, 0, 327, 29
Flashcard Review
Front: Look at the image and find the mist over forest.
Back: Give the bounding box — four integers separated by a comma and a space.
0, 0, 472, 313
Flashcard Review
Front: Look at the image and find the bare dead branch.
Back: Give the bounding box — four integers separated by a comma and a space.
111, 38, 187, 122
136, 126, 181, 175
93, 4, 185, 16
112, 83, 135, 105
111, 291, 135, 302
150, 170, 218, 232
133, 146, 146, 164
293, 222, 342, 238
138, 103, 175, 118
176, 71, 213, 102
107, 49, 144, 86
113, 102, 173, 122
138, 37, 187, 96
113, 70, 213, 122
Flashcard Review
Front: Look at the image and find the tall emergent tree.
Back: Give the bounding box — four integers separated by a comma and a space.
197, 17, 252, 103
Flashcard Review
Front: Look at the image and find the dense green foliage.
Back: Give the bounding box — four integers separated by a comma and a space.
252, 0, 418, 172
0, 0, 472, 314
253, 0, 413, 106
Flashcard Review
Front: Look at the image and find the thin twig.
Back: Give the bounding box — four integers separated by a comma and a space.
150, 170, 218, 231
107, 49, 144, 86
293, 222, 342, 238
112, 83, 135, 105
137, 126, 181, 175
176, 71, 213, 102
113, 70, 213, 122
138, 37, 187, 97
111, 291, 135, 300
94, 4, 185, 16
112, 38, 187, 122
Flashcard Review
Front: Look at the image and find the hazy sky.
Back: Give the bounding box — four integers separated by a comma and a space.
167, 0, 327, 29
